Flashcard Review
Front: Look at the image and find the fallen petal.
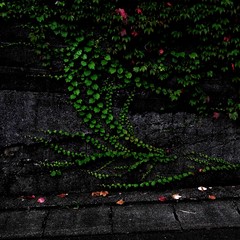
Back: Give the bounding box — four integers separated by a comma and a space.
198, 186, 208, 192
37, 197, 45, 203
116, 199, 125, 205
91, 191, 101, 197
213, 112, 220, 120
172, 193, 182, 200
100, 191, 109, 197
158, 196, 167, 202
22, 195, 36, 200
57, 193, 68, 198
208, 195, 216, 200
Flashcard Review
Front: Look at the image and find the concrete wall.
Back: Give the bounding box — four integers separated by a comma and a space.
0, 23, 239, 196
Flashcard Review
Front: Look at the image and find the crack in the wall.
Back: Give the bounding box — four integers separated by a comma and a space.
172, 204, 183, 231
41, 210, 50, 238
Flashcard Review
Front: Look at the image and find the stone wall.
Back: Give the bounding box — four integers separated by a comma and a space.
0, 23, 239, 196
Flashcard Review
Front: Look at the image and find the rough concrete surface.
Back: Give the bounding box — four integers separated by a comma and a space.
0, 186, 240, 239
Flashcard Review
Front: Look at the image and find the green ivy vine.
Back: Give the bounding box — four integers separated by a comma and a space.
1, 0, 240, 189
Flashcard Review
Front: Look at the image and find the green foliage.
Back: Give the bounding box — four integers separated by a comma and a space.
2, 0, 240, 189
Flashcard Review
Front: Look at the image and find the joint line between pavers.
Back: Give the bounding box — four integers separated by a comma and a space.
41, 210, 50, 238
172, 204, 183, 231
233, 201, 240, 216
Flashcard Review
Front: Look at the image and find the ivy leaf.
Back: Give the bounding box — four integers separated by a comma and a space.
68, 86, 74, 91
87, 89, 94, 95
82, 54, 88, 60
74, 50, 82, 59
84, 70, 91, 76
88, 62, 95, 70
89, 98, 96, 104
109, 67, 116, 74
91, 74, 98, 81
105, 55, 111, 61
36, 16, 44, 22
74, 89, 80, 95
189, 52, 198, 59
85, 79, 92, 86
84, 47, 92, 52
125, 72, 132, 79
92, 84, 99, 90
93, 93, 100, 100
81, 61, 87, 67
117, 68, 123, 74
94, 107, 100, 113
70, 94, 76, 100
98, 102, 104, 108
76, 36, 84, 42
61, 32, 68, 38
101, 60, 108, 66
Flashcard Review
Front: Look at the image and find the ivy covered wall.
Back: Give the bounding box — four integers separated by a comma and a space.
0, 0, 240, 193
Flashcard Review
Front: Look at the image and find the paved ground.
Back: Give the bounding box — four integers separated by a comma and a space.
0, 185, 240, 239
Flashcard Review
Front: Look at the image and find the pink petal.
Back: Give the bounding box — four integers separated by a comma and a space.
136, 8, 142, 14
213, 112, 220, 120
159, 49, 164, 55
37, 197, 45, 203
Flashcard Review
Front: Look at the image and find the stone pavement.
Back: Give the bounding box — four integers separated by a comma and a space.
0, 185, 240, 239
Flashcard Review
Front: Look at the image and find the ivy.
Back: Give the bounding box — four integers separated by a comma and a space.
1, 0, 240, 189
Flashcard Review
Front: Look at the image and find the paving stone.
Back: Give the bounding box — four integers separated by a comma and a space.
175, 200, 240, 230
112, 203, 180, 234
0, 209, 47, 238
44, 206, 111, 237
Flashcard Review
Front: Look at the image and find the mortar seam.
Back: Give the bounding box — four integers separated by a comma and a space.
172, 204, 183, 231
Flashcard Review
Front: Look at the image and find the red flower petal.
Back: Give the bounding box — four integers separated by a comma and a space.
159, 49, 164, 55
213, 112, 220, 120
57, 193, 68, 198
120, 28, 127, 36
23, 195, 36, 199
136, 8, 142, 14
223, 36, 231, 42
158, 196, 167, 202
116, 8, 127, 20
131, 31, 138, 37
231, 63, 235, 71
166, 2, 172, 7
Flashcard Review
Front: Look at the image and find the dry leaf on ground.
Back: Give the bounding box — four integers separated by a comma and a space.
91, 191, 109, 197
116, 199, 125, 205
208, 195, 216, 200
